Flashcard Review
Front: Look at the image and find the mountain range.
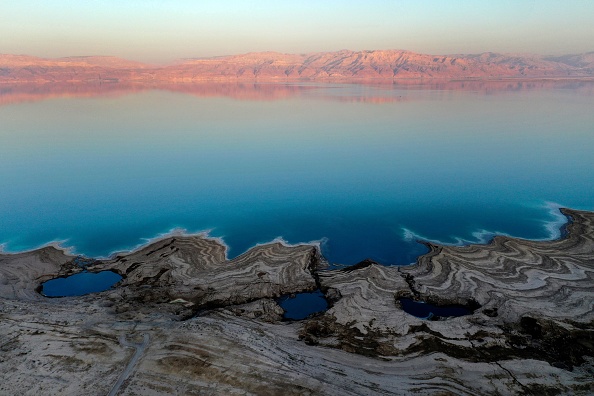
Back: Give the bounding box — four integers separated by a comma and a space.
1, 50, 594, 83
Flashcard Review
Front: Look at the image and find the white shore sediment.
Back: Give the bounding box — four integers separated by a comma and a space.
0, 208, 593, 395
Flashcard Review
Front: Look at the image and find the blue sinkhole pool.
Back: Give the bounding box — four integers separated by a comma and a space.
399, 298, 475, 320
40, 270, 122, 297
278, 290, 329, 320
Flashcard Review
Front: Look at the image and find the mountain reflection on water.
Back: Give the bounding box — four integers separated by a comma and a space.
1, 79, 593, 107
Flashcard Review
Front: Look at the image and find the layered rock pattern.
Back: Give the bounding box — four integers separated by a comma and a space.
403, 208, 594, 322
98, 236, 321, 314
1, 209, 593, 395
301, 209, 593, 394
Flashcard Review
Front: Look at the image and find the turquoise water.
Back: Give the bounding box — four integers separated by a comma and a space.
0, 83, 593, 265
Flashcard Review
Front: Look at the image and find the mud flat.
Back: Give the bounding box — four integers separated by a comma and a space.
1, 209, 593, 395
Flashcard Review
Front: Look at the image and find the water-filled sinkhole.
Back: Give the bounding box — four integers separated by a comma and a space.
278, 290, 329, 320
40, 270, 122, 297
399, 298, 475, 319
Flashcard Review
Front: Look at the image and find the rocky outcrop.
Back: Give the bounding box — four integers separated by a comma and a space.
402, 208, 594, 323
97, 236, 322, 319
0, 245, 73, 300
0, 209, 593, 395
299, 209, 594, 394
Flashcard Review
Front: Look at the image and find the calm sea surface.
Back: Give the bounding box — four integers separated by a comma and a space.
1, 82, 593, 265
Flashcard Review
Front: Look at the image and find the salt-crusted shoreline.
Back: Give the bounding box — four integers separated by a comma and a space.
1, 208, 592, 395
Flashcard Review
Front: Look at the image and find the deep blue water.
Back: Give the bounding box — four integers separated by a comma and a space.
41, 271, 122, 297
278, 290, 329, 320
0, 82, 593, 265
399, 298, 473, 319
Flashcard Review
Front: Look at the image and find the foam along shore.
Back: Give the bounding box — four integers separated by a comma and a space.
0, 208, 592, 395
401, 202, 570, 247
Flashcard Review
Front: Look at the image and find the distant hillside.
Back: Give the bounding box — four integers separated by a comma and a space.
1, 50, 594, 83
544, 52, 594, 70
0, 54, 149, 69
57, 56, 151, 69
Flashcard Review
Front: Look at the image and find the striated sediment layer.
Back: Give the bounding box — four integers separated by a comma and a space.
1, 208, 593, 395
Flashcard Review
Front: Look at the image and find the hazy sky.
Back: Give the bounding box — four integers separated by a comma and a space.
1, 0, 593, 63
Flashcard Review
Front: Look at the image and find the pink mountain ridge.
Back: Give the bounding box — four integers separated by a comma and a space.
1, 49, 593, 83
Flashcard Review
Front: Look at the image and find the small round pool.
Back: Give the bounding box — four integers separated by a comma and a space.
278, 290, 329, 320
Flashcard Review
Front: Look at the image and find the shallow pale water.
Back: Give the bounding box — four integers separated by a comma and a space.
1, 82, 593, 265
